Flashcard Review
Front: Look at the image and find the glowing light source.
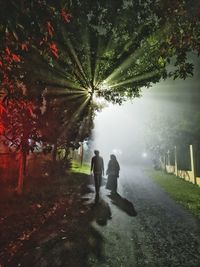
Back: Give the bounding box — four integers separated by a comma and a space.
93, 93, 107, 107
142, 152, 147, 158
98, 81, 109, 91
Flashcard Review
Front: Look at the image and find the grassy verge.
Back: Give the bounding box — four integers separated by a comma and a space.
71, 160, 90, 174
149, 170, 200, 220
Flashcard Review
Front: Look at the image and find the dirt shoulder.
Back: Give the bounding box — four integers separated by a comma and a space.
0, 170, 92, 267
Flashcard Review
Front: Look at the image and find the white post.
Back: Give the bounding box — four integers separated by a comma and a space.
167, 150, 170, 165
174, 146, 178, 176
190, 145, 196, 184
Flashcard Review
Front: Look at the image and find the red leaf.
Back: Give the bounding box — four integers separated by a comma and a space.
27, 103, 33, 114
12, 54, 21, 62
0, 61, 2, 67
6, 47, 11, 55
49, 43, 58, 59
61, 9, 72, 23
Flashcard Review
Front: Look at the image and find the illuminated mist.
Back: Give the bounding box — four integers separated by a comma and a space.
92, 66, 200, 167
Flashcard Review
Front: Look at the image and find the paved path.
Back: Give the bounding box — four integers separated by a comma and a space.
7, 165, 200, 267
92, 165, 200, 267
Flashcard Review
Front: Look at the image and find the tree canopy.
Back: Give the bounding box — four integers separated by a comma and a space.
25, 0, 200, 103
0, 0, 199, 192
0, 0, 200, 146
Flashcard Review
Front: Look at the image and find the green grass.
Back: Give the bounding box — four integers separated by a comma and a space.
71, 160, 90, 175
149, 170, 200, 220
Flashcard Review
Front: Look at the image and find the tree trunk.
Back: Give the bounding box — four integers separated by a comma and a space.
80, 143, 84, 166
64, 147, 69, 160
17, 149, 27, 194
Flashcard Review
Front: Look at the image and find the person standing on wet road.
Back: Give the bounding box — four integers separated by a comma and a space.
91, 150, 104, 195
106, 154, 120, 194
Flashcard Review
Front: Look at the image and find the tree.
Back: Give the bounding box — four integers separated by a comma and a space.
0, 1, 200, 192
38, 93, 95, 163
2, 0, 199, 110
1, 1, 200, 103
145, 111, 200, 169
32, 0, 199, 104
7, 0, 200, 107
0, 90, 40, 194
0, 1, 74, 192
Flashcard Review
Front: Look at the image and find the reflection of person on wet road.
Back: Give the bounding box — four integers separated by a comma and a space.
106, 154, 120, 194
91, 150, 104, 195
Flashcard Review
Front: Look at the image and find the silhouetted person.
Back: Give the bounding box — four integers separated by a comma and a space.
91, 150, 104, 196
106, 154, 120, 194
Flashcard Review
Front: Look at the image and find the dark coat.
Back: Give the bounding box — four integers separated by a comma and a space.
106, 159, 120, 191
106, 159, 120, 177
91, 156, 104, 175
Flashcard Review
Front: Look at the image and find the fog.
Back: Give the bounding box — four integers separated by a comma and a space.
92, 69, 200, 167
93, 97, 152, 165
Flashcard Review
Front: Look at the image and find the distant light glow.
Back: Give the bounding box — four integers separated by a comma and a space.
142, 152, 147, 158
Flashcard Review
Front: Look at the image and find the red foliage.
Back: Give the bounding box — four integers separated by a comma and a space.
49, 43, 58, 59
61, 9, 72, 23
0, 97, 38, 153
5, 47, 11, 55
0, 103, 6, 114
12, 54, 21, 62
0, 123, 5, 134
0, 103, 6, 134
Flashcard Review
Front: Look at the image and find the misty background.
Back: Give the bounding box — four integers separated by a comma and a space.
92, 55, 200, 167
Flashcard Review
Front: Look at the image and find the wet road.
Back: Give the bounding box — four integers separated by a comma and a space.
7, 165, 200, 267
91, 165, 200, 267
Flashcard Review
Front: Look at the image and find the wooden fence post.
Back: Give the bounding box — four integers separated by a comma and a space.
190, 145, 197, 184
174, 146, 178, 176
167, 150, 170, 165
80, 142, 84, 166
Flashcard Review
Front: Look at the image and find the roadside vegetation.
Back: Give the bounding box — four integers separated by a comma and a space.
71, 161, 90, 175
0, 159, 90, 266
149, 170, 200, 220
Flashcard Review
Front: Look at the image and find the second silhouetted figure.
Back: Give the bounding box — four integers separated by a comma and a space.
106, 154, 120, 194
